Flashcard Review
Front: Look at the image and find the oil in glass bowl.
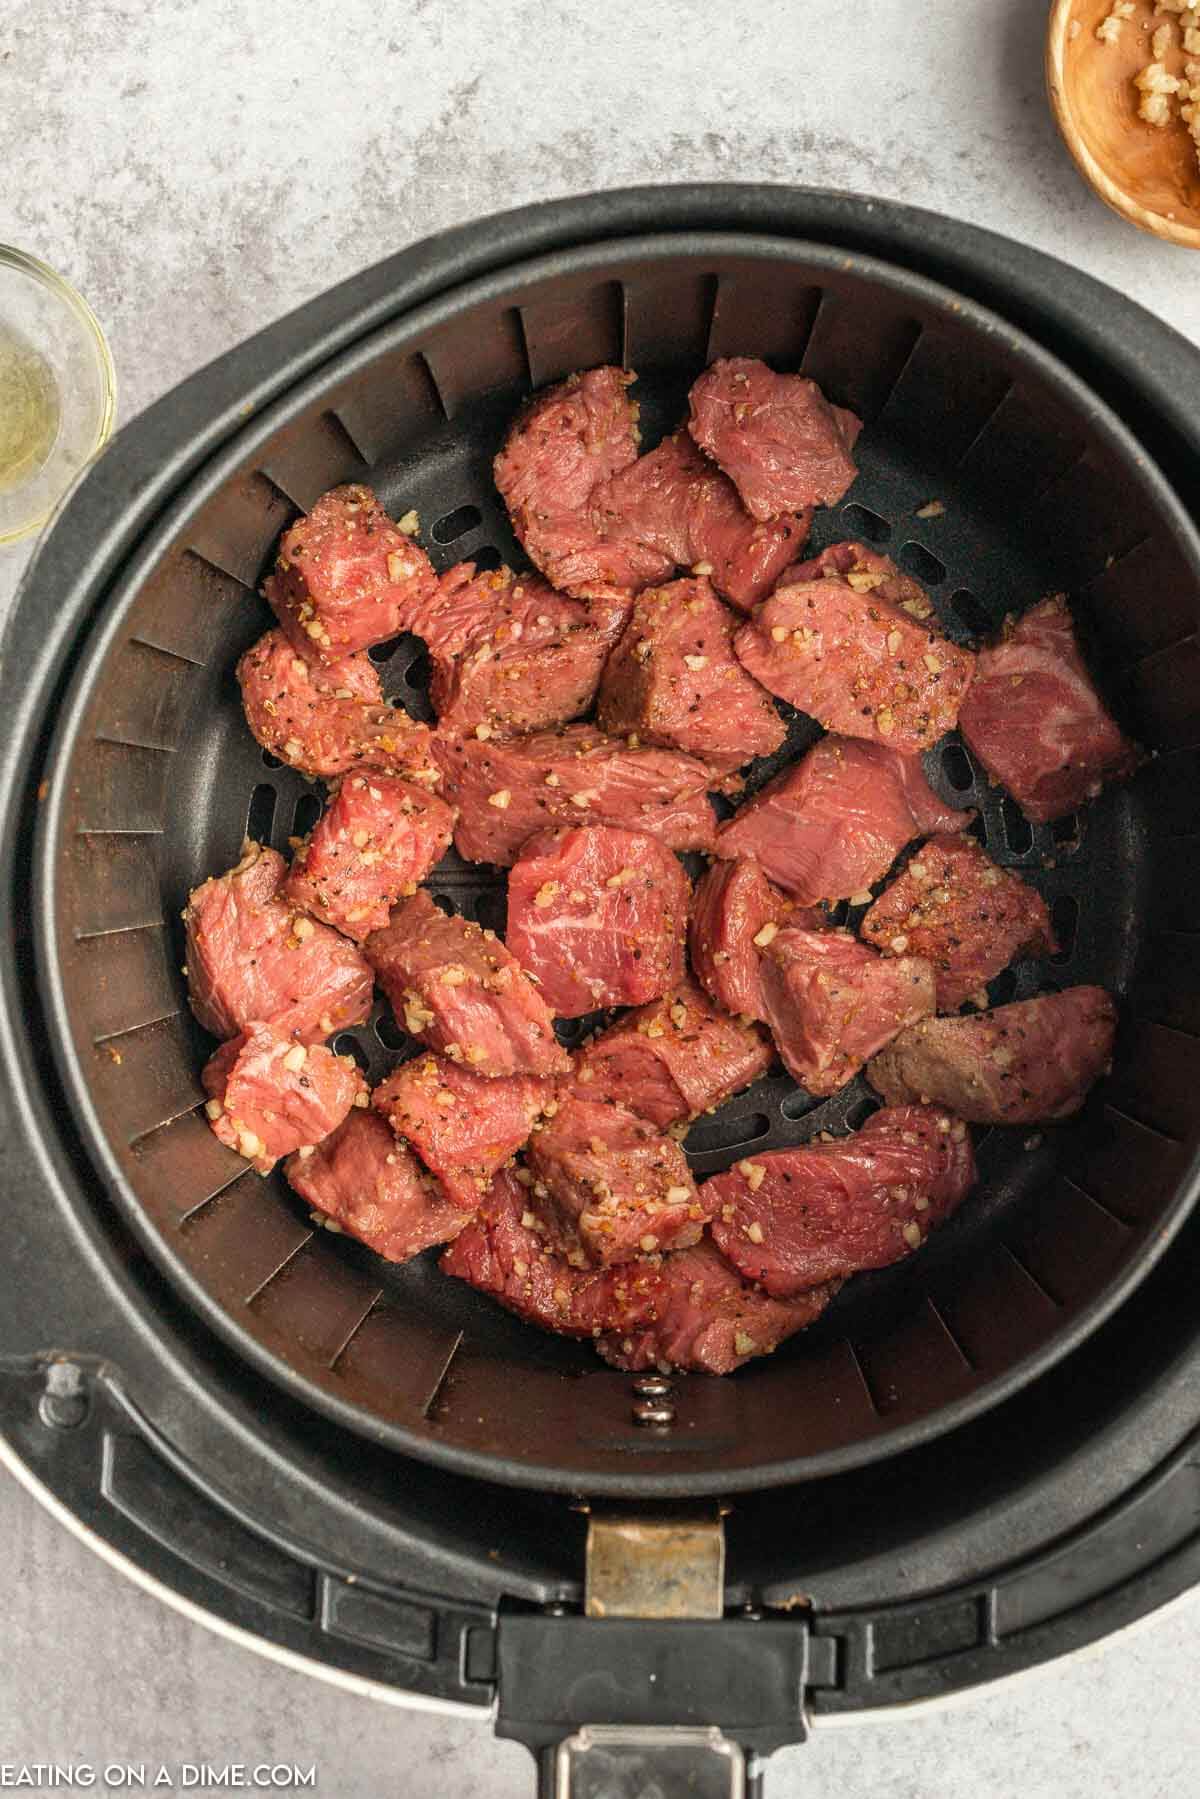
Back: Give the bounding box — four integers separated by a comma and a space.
0, 323, 62, 496
0, 247, 115, 547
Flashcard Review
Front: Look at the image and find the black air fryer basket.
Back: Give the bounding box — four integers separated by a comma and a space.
3, 188, 1200, 1793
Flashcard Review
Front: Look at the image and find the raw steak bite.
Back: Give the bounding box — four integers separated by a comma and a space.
202, 1025, 367, 1173
957, 595, 1139, 824
527, 1095, 706, 1265
373, 1053, 550, 1208
734, 544, 974, 752
689, 859, 821, 1020
440, 1175, 833, 1372
709, 1103, 975, 1296
688, 357, 860, 520
283, 1111, 466, 1262
264, 485, 440, 661
593, 1238, 838, 1374
571, 976, 774, 1127
364, 889, 567, 1079
716, 735, 970, 904
867, 986, 1117, 1124
597, 576, 786, 770
420, 562, 626, 735
183, 842, 374, 1044
759, 926, 936, 1097
283, 774, 455, 942
590, 429, 810, 610
506, 825, 689, 1017
439, 1168, 604, 1335
861, 833, 1057, 1011
237, 629, 439, 784
494, 366, 643, 592
432, 726, 717, 865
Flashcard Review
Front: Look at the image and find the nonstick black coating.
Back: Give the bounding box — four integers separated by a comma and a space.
34, 233, 1200, 1492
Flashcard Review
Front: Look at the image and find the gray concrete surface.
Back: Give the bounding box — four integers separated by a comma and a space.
2, 0, 1199, 1792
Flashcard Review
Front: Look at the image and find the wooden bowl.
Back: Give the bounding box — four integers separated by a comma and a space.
1047, 0, 1200, 247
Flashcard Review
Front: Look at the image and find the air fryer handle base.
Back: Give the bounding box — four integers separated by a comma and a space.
496, 1612, 808, 1795
538, 1725, 759, 1799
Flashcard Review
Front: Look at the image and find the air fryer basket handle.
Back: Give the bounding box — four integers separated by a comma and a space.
536, 1724, 757, 1799
496, 1613, 809, 1795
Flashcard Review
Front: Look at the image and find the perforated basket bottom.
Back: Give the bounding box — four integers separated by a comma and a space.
201, 370, 1145, 1364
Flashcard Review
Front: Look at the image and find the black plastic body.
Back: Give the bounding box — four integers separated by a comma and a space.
1, 189, 1199, 1756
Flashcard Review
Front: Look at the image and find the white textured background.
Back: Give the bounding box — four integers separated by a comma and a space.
2, 1, 1200, 1792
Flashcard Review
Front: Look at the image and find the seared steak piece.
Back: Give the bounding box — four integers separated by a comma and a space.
365, 888, 567, 1079
688, 357, 860, 519
419, 563, 628, 735
432, 725, 718, 866
527, 1095, 706, 1266
593, 1238, 838, 1374
759, 926, 936, 1097
373, 1053, 551, 1207
867, 986, 1117, 1124
202, 1025, 367, 1173
441, 1174, 833, 1372
237, 629, 439, 784
283, 1111, 466, 1261
716, 735, 969, 904
494, 367, 644, 592
264, 485, 439, 661
709, 1103, 975, 1296
958, 595, 1139, 824
734, 543, 974, 752
590, 429, 810, 610
283, 774, 455, 942
689, 859, 822, 1020
597, 575, 786, 771
184, 842, 374, 1044
572, 976, 774, 1127
861, 833, 1057, 1012
506, 825, 689, 1016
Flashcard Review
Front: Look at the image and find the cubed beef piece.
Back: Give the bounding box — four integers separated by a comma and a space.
594, 1238, 838, 1374
202, 1025, 367, 1173
264, 485, 440, 661
688, 358, 860, 519
734, 545, 974, 752
759, 926, 936, 1097
716, 735, 970, 904
184, 842, 374, 1043
597, 576, 785, 770
283, 774, 455, 942
867, 986, 1117, 1124
440, 1176, 832, 1372
861, 833, 1057, 1011
527, 1095, 706, 1266
957, 595, 1139, 824
440, 1168, 596, 1334
590, 429, 810, 610
572, 976, 774, 1126
689, 859, 822, 1020
283, 1111, 465, 1261
418, 563, 627, 735
374, 1053, 550, 1207
494, 367, 644, 591
364, 888, 567, 1078
506, 825, 689, 1017
709, 1103, 975, 1296
237, 629, 439, 784
432, 725, 717, 866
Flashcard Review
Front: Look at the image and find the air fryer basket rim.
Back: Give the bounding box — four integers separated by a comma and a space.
27, 222, 1200, 1497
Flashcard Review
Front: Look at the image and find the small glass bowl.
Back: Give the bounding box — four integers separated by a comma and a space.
0, 246, 116, 547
